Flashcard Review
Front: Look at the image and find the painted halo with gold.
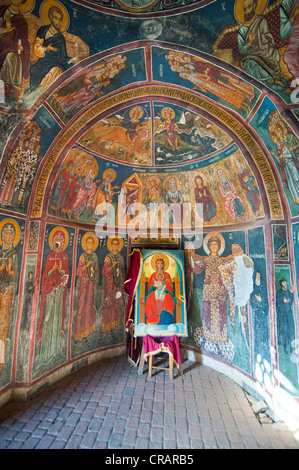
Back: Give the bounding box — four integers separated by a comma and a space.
164, 175, 179, 191
150, 253, 170, 271
103, 168, 116, 182
81, 232, 99, 251
147, 176, 161, 188
129, 106, 143, 120
40, 0, 70, 33
0, 218, 21, 247
234, 0, 268, 24
107, 235, 124, 252
49, 226, 69, 251
203, 232, 225, 256
214, 165, 229, 183
161, 107, 175, 121
19, 0, 36, 13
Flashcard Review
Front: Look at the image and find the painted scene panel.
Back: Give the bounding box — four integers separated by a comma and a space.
134, 250, 187, 337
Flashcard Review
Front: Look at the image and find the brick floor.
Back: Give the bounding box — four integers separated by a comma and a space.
0, 355, 298, 450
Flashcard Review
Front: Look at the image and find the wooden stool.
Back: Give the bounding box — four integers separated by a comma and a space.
148, 344, 176, 379
138, 335, 182, 379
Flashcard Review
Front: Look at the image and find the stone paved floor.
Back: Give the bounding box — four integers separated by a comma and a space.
0, 355, 298, 450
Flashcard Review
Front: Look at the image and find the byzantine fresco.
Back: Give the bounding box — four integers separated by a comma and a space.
182, 226, 272, 381
47, 48, 147, 124
0, 0, 298, 403
0, 216, 25, 389
71, 231, 127, 360
183, 230, 254, 374
152, 46, 260, 119
78, 102, 232, 167
250, 96, 299, 217
78, 103, 152, 166
274, 263, 299, 395
212, 0, 299, 104
47, 145, 264, 229
32, 223, 75, 380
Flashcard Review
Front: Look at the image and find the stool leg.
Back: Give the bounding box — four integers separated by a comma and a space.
169, 355, 173, 379
149, 355, 154, 378
138, 345, 145, 376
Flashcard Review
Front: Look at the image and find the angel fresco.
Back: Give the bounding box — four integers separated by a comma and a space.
0, 219, 20, 371
154, 106, 218, 165
190, 233, 253, 362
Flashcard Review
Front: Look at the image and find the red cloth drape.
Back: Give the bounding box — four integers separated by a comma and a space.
142, 335, 182, 365
123, 248, 142, 331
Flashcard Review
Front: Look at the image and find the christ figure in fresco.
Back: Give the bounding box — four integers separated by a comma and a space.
101, 237, 125, 332
144, 258, 175, 325
74, 234, 99, 341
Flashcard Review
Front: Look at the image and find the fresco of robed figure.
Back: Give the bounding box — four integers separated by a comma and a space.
134, 250, 187, 337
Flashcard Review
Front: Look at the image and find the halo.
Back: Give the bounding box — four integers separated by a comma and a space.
164, 175, 179, 190
81, 232, 99, 251
129, 106, 143, 120
103, 168, 116, 182
48, 226, 69, 251
19, 0, 35, 13
203, 232, 225, 256
161, 107, 175, 121
0, 218, 21, 247
148, 176, 161, 187
150, 253, 170, 271
40, 0, 70, 33
234, 0, 268, 24
107, 235, 124, 252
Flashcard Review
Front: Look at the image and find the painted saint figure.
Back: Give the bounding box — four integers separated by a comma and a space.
194, 174, 216, 222
144, 257, 175, 325
101, 237, 125, 332
190, 234, 232, 346
276, 279, 295, 354
38, 228, 69, 364
0, 0, 30, 105
74, 233, 99, 341
216, 168, 245, 220
164, 176, 184, 226
237, 0, 284, 87
0, 220, 19, 370
29, 1, 75, 93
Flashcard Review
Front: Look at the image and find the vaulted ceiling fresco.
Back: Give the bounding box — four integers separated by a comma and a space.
0, 0, 298, 418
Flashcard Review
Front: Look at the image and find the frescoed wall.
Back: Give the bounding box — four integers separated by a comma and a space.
0, 0, 298, 426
